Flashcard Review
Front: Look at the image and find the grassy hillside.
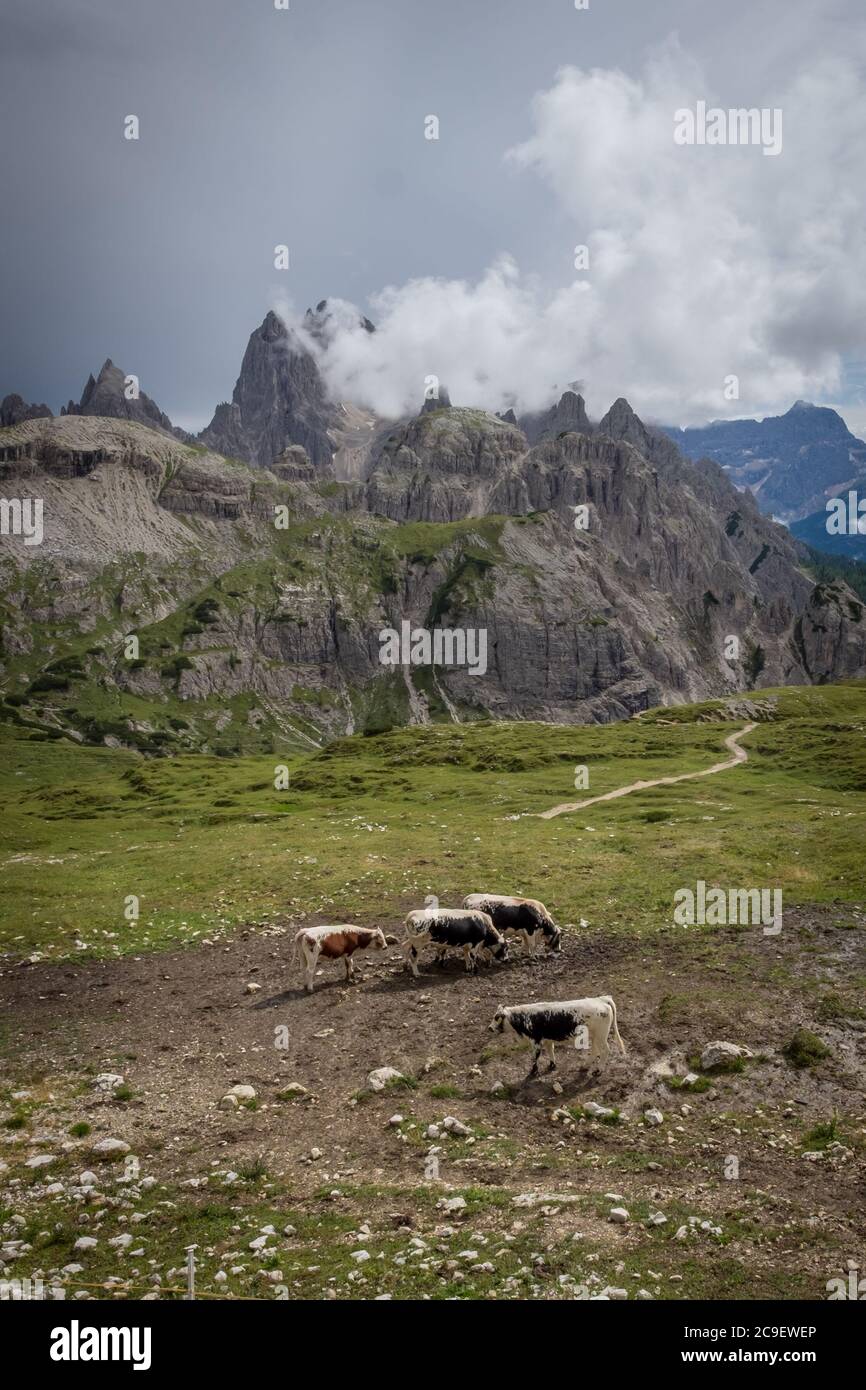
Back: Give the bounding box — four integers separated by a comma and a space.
2, 682, 864, 960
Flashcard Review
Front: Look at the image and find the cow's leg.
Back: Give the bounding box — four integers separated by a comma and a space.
520, 930, 532, 956
344, 953, 354, 982
303, 944, 319, 994
588, 1023, 607, 1073
463, 944, 477, 973
527, 1043, 542, 1079
402, 936, 422, 977
434, 945, 447, 965
542, 1038, 556, 1072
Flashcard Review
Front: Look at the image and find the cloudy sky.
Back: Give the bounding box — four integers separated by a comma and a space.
2, 0, 865, 433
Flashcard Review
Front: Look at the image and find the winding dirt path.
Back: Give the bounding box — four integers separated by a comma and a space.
537, 722, 757, 820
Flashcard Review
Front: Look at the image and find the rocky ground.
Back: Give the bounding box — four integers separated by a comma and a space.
1, 902, 863, 1301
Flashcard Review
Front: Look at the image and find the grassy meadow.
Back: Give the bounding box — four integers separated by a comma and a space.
1, 682, 864, 960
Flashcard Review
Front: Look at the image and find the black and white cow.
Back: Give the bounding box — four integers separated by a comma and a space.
403, 907, 508, 977
463, 894, 562, 957
489, 996, 624, 1078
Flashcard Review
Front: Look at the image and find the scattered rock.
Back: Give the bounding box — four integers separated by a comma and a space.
277, 1083, 308, 1099
93, 1074, 125, 1093
367, 1067, 404, 1092
700, 1041, 753, 1072
436, 1196, 467, 1215
228, 1084, 256, 1102
91, 1138, 130, 1158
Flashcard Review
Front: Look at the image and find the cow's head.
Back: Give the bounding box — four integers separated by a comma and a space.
489, 1006, 507, 1034
491, 935, 509, 962
369, 929, 388, 950
545, 924, 562, 955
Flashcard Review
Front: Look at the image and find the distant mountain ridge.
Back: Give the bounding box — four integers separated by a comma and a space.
662, 402, 866, 524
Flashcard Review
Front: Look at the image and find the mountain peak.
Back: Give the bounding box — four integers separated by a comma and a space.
304, 299, 376, 339
420, 384, 452, 413
519, 389, 590, 445
259, 309, 288, 341
199, 312, 336, 469
0, 392, 52, 428
65, 360, 184, 440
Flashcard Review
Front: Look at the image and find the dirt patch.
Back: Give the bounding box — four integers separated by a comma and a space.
1, 904, 863, 1299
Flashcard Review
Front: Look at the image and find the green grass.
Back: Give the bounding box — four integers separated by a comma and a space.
782, 1028, 832, 1069
0, 1165, 826, 1300
0, 682, 864, 958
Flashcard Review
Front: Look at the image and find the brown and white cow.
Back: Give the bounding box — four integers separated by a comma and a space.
291, 924, 391, 993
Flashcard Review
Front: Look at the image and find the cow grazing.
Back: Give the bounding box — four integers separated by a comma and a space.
403, 907, 508, 977
463, 894, 562, 957
489, 996, 624, 1078
291, 924, 390, 994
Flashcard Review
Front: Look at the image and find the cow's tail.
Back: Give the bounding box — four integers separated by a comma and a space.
602, 995, 626, 1053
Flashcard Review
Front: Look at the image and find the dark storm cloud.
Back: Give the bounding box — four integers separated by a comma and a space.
0, 0, 864, 431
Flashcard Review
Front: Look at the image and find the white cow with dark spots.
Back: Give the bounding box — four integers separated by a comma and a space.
463, 894, 562, 957
489, 996, 625, 1078
403, 907, 508, 977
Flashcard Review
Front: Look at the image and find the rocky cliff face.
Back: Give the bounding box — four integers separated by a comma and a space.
2, 401, 864, 755
60, 359, 187, 440
199, 311, 337, 471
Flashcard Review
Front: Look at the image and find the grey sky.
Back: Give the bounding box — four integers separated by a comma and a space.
1, 0, 864, 433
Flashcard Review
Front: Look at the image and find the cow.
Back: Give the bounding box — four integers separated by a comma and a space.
463, 894, 562, 957
489, 996, 625, 1078
403, 907, 508, 977
291, 924, 391, 994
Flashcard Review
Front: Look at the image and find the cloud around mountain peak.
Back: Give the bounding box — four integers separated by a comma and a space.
275, 38, 866, 428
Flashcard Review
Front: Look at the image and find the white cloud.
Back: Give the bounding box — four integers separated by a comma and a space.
278, 37, 866, 426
